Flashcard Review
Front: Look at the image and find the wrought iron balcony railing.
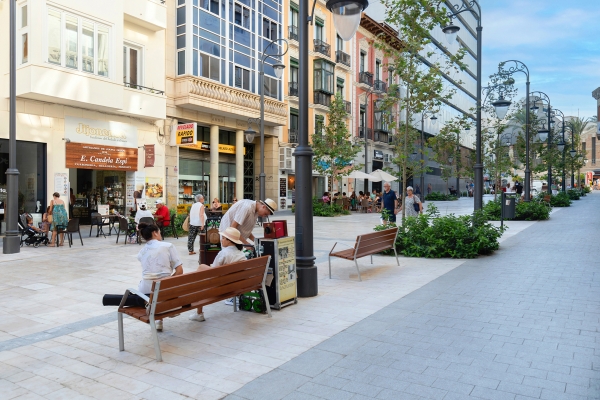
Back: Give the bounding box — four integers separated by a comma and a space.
124, 82, 165, 95
288, 129, 299, 144
374, 79, 387, 93
288, 26, 298, 41
359, 126, 373, 140
313, 39, 331, 57
335, 50, 351, 67
343, 100, 352, 114
288, 82, 298, 97
313, 91, 331, 107
358, 72, 373, 87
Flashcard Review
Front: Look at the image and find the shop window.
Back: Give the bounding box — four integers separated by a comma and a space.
46, 8, 111, 77
123, 43, 143, 87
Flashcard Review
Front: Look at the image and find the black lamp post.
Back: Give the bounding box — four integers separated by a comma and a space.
496, 60, 531, 201
362, 90, 383, 193
4, 0, 20, 254
441, 0, 482, 210
529, 92, 552, 195
295, 0, 368, 297
552, 109, 566, 192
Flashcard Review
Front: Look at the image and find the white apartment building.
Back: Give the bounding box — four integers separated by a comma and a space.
0, 0, 167, 227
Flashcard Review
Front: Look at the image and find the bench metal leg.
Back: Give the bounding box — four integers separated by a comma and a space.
354, 259, 362, 282
118, 312, 124, 352
149, 318, 163, 362
233, 297, 238, 312
328, 256, 331, 279
262, 284, 272, 318
393, 247, 400, 266
370, 255, 373, 264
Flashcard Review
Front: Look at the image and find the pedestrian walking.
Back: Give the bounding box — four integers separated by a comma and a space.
187, 194, 206, 255
48, 192, 68, 247
427, 183, 432, 195
398, 186, 422, 217
382, 182, 398, 223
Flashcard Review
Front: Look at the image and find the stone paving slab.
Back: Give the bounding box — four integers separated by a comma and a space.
227, 193, 600, 400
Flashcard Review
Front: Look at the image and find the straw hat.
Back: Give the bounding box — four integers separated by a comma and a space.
259, 198, 277, 215
220, 227, 243, 244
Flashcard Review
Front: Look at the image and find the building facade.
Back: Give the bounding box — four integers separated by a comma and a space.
0, 0, 167, 230
279, 0, 355, 208
167, 0, 287, 211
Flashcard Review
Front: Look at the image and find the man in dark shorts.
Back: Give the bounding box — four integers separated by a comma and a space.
382, 182, 398, 223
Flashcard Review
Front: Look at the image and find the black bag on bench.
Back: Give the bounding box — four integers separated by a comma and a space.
102, 294, 148, 307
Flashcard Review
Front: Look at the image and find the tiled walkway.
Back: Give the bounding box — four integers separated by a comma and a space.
227, 194, 600, 400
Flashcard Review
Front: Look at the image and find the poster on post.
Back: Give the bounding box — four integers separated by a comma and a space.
276, 236, 296, 303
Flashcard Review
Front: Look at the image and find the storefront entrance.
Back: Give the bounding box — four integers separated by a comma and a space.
71, 170, 127, 224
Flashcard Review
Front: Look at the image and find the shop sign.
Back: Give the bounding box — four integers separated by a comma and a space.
144, 145, 155, 168
65, 117, 138, 148
177, 203, 191, 215
183, 141, 245, 155
66, 142, 138, 171
373, 150, 384, 160
171, 123, 197, 146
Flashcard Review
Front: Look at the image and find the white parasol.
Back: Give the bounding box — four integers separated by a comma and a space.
369, 169, 398, 182
346, 170, 382, 181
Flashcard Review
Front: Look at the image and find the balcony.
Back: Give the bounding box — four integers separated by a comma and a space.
124, 0, 167, 31
359, 126, 373, 140
288, 82, 298, 97
359, 72, 373, 87
288, 129, 299, 144
374, 116, 390, 133
374, 79, 387, 93
124, 82, 164, 95
343, 100, 352, 114
335, 50, 351, 67
374, 131, 389, 143
313, 91, 331, 107
313, 39, 331, 57
288, 26, 299, 42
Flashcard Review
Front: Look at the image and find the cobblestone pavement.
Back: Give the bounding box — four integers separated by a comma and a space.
0, 196, 586, 399
227, 193, 600, 400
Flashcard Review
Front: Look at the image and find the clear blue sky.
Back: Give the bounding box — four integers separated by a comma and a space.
365, 0, 600, 119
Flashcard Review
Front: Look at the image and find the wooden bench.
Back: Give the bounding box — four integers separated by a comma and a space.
328, 227, 399, 281
117, 256, 272, 361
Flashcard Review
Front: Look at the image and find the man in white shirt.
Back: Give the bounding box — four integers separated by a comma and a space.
135, 204, 154, 224
187, 194, 206, 255
218, 198, 277, 244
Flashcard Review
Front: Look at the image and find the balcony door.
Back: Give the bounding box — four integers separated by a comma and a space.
123, 43, 143, 87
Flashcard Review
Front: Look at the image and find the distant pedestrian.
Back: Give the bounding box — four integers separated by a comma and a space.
382, 182, 398, 223
427, 184, 432, 195
187, 194, 206, 255
415, 185, 421, 196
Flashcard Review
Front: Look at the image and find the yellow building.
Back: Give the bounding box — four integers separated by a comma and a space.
279, 0, 355, 208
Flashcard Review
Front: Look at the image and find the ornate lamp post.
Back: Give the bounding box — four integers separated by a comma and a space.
361, 89, 383, 193
295, 0, 369, 297
529, 91, 552, 195
552, 109, 566, 192
441, 0, 482, 210
496, 60, 531, 201
420, 112, 436, 199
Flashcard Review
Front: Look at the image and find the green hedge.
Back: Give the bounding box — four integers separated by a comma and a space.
375, 204, 503, 259
567, 189, 580, 200
424, 191, 458, 201
550, 192, 572, 207
291, 197, 350, 217
482, 199, 551, 221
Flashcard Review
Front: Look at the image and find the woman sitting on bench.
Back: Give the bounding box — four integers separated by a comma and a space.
102, 222, 183, 332
189, 227, 247, 322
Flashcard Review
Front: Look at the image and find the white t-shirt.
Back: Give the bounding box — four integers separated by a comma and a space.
137, 240, 182, 293
211, 245, 247, 267
135, 209, 154, 224
218, 199, 257, 242
189, 202, 206, 227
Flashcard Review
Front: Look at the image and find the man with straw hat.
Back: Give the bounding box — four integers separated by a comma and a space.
218, 198, 277, 245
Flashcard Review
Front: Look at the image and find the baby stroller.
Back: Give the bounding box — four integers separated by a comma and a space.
19, 213, 49, 248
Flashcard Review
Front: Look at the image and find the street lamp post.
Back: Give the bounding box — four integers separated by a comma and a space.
420, 112, 436, 199
442, 0, 482, 210
552, 109, 566, 192
4, 0, 20, 254
362, 90, 383, 193
497, 60, 531, 201
530, 92, 552, 195
296, 0, 368, 297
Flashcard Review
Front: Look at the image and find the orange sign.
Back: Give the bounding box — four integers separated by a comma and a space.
66, 142, 138, 171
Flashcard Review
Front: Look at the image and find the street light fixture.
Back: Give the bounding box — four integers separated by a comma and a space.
492, 95, 511, 120
498, 60, 531, 201
442, 0, 482, 210
296, 0, 369, 298
570, 149, 577, 157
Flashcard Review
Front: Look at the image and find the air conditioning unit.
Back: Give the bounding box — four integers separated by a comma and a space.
279, 147, 293, 170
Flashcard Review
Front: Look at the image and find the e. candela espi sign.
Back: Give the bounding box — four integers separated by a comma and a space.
66, 142, 138, 171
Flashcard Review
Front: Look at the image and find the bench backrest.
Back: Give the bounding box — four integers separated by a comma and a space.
149, 256, 270, 315
354, 227, 398, 259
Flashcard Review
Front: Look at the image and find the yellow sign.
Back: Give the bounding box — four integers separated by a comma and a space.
276, 236, 296, 303
177, 204, 191, 215
183, 141, 245, 155
171, 123, 197, 146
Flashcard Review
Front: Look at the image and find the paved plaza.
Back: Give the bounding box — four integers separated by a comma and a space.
0, 195, 598, 399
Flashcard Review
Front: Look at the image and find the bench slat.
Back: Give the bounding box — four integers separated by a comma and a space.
330, 248, 356, 260
155, 267, 265, 302
154, 276, 264, 314
152, 256, 270, 291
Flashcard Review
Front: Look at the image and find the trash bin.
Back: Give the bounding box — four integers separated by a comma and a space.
502, 196, 516, 219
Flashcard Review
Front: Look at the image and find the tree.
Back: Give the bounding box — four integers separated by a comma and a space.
377, 0, 466, 218
429, 116, 472, 193
311, 94, 361, 197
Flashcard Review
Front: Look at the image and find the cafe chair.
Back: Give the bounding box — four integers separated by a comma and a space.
137, 217, 156, 244
90, 212, 110, 238
160, 214, 179, 240
115, 217, 131, 245
58, 218, 83, 247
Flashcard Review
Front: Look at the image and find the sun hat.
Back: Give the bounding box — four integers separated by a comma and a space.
220, 227, 243, 244
259, 198, 277, 215
155, 199, 163, 204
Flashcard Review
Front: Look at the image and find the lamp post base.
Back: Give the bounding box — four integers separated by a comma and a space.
296, 258, 318, 297
2, 235, 20, 254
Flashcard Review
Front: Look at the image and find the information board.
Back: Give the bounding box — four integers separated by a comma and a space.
54, 173, 68, 197
275, 236, 296, 303
279, 178, 286, 197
